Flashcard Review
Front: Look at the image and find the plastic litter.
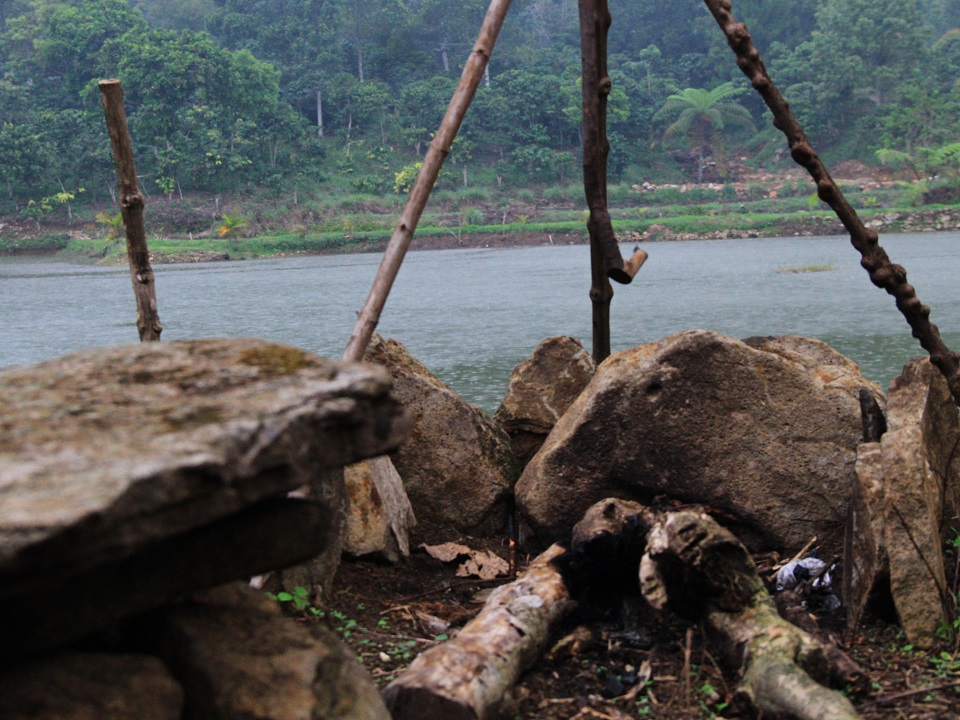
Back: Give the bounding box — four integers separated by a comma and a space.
776, 557, 832, 592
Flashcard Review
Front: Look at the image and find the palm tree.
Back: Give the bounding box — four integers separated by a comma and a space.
653, 82, 756, 182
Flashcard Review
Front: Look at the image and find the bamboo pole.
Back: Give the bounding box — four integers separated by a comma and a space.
702, 0, 960, 404
578, 0, 647, 362
99, 79, 162, 342
343, 0, 512, 362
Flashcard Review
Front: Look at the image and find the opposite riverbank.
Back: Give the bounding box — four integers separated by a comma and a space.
4, 206, 959, 265
3, 166, 959, 264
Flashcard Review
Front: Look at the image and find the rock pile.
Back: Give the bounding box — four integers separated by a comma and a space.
0, 338, 409, 717
846, 358, 960, 646
3, 328, 958, 717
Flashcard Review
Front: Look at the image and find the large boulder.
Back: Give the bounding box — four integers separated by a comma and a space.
0, 339, 410, 655
846, 358, 960, 646
494, 336, 596, 467
159, 583, 390, 720
516, 331, 882, 553
364, 335, 518, 537
0, 653, 184, 720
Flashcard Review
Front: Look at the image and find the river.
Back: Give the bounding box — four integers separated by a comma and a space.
2, 232, 959, 414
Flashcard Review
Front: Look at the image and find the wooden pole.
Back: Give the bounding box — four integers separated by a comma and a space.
343, 0, 512, 362
99, 79, 162, 342
578, 0, 647, 363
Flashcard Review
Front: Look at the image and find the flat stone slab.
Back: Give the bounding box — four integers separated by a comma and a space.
0, 339, 410, 595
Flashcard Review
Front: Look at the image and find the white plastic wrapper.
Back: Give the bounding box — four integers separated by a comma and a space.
776, 557, 832, 592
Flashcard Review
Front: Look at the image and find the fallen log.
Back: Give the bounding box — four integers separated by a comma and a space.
774, 590, 870, 695
640, 510, 862, 720
382, 543, 575, 720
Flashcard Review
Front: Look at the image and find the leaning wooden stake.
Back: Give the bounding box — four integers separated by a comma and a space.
382, 544, 575, 720
578, 0, 647, 362
702, 0, 960, 404
343, 0, 511, 362
99, 79, 162, 342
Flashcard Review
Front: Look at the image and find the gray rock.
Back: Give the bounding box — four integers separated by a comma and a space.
0, 652, 183, 720
881, 359, 959, 646
494, 336, 596, 468
0, 339, 410, 654
365, 335, 518, 537
516, 331, 881, 554
160, 583, 390, 720
344, 456, 416, 562
844, 442, 887, 633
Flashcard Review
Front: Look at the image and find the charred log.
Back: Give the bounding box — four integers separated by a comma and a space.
640, 510, 862, 720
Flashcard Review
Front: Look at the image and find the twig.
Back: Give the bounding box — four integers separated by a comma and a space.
774, 535, 818, 571
856, 679, 960, 709
394, 576, 509, 604
702, 0, 960, 405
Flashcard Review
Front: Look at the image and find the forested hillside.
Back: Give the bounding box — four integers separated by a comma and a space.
1, 0, 958, 211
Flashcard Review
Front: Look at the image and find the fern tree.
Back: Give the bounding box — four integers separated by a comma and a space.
877, 141, 960, 204
653, 82, 756, 182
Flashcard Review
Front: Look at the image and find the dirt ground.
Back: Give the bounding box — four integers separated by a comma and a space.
269, 530, 960, 720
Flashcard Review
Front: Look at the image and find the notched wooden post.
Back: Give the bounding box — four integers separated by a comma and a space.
579, 0, 646, 362
99, 78, 162, 342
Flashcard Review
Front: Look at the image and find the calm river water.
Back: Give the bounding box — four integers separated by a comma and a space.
3, 232, 959, 414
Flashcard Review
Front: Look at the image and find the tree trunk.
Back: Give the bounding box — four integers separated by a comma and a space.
98, 79, 162, 342
382, 544, 574, 720
317, 88, 324, 138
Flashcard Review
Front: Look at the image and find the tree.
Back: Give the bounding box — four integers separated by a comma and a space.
653, 82, 756, 181
133, 0, 213, 31
775, 0, 929, 150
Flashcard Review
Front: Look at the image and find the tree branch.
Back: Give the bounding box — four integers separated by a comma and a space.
702, 0, 960, 404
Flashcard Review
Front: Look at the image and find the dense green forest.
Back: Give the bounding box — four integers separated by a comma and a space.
1, 0, 959, 214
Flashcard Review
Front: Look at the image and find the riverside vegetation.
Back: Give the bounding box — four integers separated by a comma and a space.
3, 0, 960, 261
4, 164, 960, 264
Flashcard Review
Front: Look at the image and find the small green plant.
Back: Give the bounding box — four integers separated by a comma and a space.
218, 212, 247, 238
776, 263, 835, 274
156, 176, 176, 199
931, 650, 960, 679
329, 609, 358, 637
266, 586, 321, 617
394, 162, 423, 194
96, 211, 124, 239
20, 189, 82, 228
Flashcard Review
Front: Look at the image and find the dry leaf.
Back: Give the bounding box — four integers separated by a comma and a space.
419, 542, 472, 563
455, 549, 510, 579
420, 542, 509, 579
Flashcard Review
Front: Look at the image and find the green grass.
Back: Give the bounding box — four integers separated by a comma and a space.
776, 263, 836, 274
